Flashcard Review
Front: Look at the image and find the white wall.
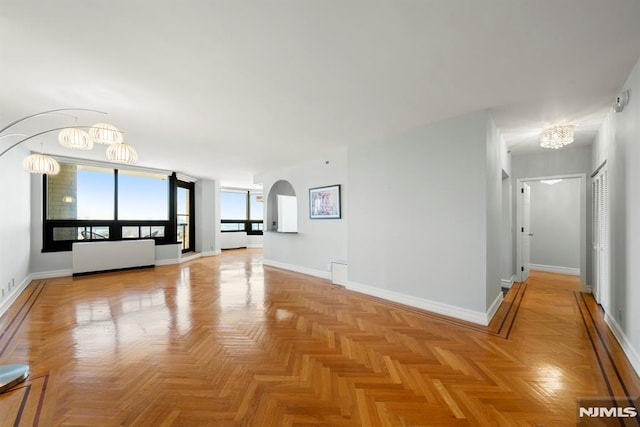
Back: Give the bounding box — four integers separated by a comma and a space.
592, 56, 640, 375
485, 117, 503, 308
256, 149, 348, 278
529, 179, 580, 271
0, 147, 32, 315
195, 179, 221, 256
347, 110, 500, 320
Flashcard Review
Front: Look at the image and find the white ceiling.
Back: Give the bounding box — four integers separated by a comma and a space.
2, 1, 640, 187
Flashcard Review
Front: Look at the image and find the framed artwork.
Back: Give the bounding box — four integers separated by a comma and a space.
309, 184, 341, 219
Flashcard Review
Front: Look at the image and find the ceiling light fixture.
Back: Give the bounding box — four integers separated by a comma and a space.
0, 109, 136, 175
540, 179, 563, 185
540, 124, 574, 149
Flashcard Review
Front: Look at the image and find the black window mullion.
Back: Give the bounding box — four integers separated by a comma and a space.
114, 169, 119, 221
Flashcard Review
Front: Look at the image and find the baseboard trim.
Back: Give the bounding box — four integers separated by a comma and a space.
262, 259, 331, 280
486, 291, 504, 323
155, 258, 180, 266
247, 244, 264, 249
604, 312, 640, 377
31, 269, 73, 280
0, 274, 32, 320
530, 263, 580, 276
201, 250, 221, 257
345, 280, 491, 326
500, 275, 516, 289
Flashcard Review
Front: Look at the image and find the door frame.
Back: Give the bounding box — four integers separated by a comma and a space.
515, 174, 588, 292
177, 179, 196, 253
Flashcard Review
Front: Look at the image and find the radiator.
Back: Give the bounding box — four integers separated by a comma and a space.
72, 239, 155, 275
220, 232, 248, 249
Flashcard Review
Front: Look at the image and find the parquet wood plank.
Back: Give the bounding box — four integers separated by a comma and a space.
0, 250, 639, 426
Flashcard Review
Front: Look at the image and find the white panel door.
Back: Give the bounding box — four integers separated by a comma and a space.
521, 183, 532, 281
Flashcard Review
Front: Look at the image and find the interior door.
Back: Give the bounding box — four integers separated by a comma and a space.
521, 183, 532, 281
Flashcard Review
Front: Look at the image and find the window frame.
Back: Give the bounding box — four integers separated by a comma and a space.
220, 189, 263, 235
42, 167, 179, 252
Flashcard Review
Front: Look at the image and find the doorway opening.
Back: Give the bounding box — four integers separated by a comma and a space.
516, 174, 588, 292
177, 180, 195, 253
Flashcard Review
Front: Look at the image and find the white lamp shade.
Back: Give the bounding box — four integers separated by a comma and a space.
22, 153, 60, 175
58, 128, 94, 150
89, 122, 123, 144
106, 142, 138, 164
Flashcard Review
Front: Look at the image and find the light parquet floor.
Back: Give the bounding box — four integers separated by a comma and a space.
1, 249, 639, 426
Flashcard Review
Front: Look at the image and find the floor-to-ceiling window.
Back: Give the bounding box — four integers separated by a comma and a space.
43, 162, 177, 251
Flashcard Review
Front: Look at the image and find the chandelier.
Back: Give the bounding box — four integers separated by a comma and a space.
540, 124, 574, 149
0, 108, 138, 175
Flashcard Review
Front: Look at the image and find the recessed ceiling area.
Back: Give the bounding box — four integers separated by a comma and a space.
1, 1, 640, 187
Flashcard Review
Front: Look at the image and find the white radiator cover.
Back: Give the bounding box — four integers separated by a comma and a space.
220, 232, 248, 249
72, 239, 155, 275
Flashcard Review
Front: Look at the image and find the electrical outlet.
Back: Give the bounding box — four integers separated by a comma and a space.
618, 308, 623, 321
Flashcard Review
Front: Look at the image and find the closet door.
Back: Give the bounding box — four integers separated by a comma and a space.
592, 168, 609, 311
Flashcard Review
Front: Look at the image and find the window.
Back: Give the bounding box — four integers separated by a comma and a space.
221, 191, 248, 220
250, 194, 263, 221
118, 170, 169, 220
220, 189, 263, 235
43, 162, 178, 251
47, 165, 115, 220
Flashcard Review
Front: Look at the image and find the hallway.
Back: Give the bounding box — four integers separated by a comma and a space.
0, 250, 638, 425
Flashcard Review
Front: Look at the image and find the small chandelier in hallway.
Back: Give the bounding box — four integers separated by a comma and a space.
540, 124, 574, 149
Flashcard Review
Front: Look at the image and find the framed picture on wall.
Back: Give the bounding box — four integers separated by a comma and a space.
309, 184, 341, 219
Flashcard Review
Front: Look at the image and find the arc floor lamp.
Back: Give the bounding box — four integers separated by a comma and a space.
0, 108, 135, 393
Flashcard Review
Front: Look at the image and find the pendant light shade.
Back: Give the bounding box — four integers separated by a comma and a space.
89, 122, 123, 144
22, 153, 60, 175
106, 141, 138, 164
58, 128, 94, 150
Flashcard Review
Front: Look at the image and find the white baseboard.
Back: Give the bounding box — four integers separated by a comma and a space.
500, 274, 516, 289
530, 263, 580, 276
604, 311, 640, 377
201, 250, 221, 257
0, 274, 32, 320
155, 258, 180, 266
247, 244, 264, 249
31, 269, 73, 280
180, 253, 202, 263
486, 292, 504, 323
262, 259, 331, 280
345, 280, 492, 326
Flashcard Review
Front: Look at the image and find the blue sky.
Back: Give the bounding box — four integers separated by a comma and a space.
77, 169, 169, 220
